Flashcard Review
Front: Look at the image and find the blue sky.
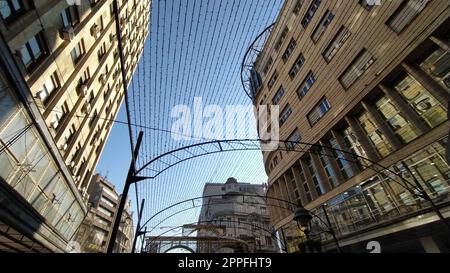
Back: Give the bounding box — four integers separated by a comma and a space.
96, 0, 284, 247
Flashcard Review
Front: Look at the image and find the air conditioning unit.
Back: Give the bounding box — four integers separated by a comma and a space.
35, 90, 46, 101
61, 26, 75, 41
99, 73, 107, 84
70, 160, 76, 168
77, 84, 88, 97
84, 103, 92, 114
50, 120, 59, 129
60, 143, 68, 151
14, 48, 24, 59
90, 24, 100, 38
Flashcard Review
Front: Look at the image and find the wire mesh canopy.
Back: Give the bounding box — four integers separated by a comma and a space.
122, 0, 287, 249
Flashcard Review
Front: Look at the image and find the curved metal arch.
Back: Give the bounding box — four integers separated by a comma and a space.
139, 193, 298, 234
145, 197, 295, 238
164, 245, 196, 253
135, 139, 425, 199
146, 219, 284, 252
240, 23, 275, 100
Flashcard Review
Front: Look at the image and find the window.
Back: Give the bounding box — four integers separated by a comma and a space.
51, 102, 68, 129
65, 124, 76, 147
279, 104, 292, 126
302, 0, 321, 28
319, 149, 339, 188
272, 86, 284, 105
327, 137, 354, 179
311, 10, 334, 43
19, 31, 48, 72
89, 109, 98, 128
110, 2, 114, 18
393, 73, 446, 128
98, 42, 107, 61
282, 38, 297, 62
306, 156, 324, 196
268, 70, 278, 89
289, 53, 305, 79
98, 206, 113, 218
386, 0, 430, 34
101, 196, 116, 208
375, 95, 418, 143
275, 27, 289, 51
419, 44, 450, 90
60, 5, 79, 28
307, 97, 330, 126
102, 186, 119, 201
95, 215, 109, 226
342, 126, 368, 169
37, 72, 59, 104
78, 68, 90, 87
293, 0, 304, 14
297, 71, 316, 98
323, 26, 351, 62
359, 0, 375, 10
71, 39, 85, 65
60, 102, 69, 123
286, 129, 301, 150
339, 49, 375, 89
358, 111, 393, 157
0, 0, 27, 22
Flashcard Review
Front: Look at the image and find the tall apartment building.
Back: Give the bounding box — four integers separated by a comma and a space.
74, 173, 133, 253
0, 0, 150, 252
197, 178, 279, 253
250, 0, 450, 252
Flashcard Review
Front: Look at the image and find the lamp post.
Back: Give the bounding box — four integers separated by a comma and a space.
293, 205, 341, 253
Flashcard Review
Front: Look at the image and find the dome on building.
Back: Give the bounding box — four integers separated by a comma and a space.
225, 177, 238, 184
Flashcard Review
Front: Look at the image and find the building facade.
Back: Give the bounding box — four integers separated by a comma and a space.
0, 0, 150, 252
250, 0, 450, 252
74, 173, 134, 253
197, 178, 280, 253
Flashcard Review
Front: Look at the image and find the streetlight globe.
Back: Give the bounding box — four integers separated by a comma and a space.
293, 206, 312, 227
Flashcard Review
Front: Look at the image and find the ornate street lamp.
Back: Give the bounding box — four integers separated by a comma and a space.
293, 205, 341, 253
293, 206, 313, 228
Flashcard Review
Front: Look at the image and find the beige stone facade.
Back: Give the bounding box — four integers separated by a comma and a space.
0, 0, 149, 252
1, 0, 150, 197
251, 0, 450, 252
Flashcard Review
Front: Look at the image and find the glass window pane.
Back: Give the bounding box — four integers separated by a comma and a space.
0, 2, 12, 19
0, 152, 15, 182
375, 96, 418, 143
394, 74, 446, 128
0, 88, 17, 126
12, 0, 22, 10
358, 111, 393, 157
61, 10, 70, 28
28, 36, 42, 59
20, 46, 32, 66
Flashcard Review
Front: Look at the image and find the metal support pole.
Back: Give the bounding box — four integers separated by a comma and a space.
132, 198, 145, 253
401, 161, 450, 233
447, 101, 449, 166
107, 132, 144, 253
280, 228, 288, 253
321, 205, 341, 253
140, 227, 147, 253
